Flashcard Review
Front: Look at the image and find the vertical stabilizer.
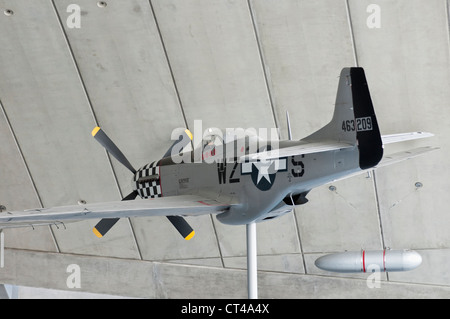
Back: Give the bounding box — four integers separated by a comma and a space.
303, 67, 383, 169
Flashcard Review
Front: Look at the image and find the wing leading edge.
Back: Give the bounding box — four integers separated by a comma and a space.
0, 195, 232, 230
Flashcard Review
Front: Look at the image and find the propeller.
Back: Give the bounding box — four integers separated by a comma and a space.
91, 126, 195, 240
92, 127, 136, 174
92, 190, 138, 238
167, 216, 195, 240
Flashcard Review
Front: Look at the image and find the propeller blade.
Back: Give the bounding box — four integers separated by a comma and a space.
92, 191, 138, 238
122, 190, 139, 201
92, 127, 136, 174
166, 216, 195, 240
93, 218, 120, 238
163, 129, 193, 159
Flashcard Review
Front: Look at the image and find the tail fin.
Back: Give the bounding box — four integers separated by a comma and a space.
303, 67, 383, 169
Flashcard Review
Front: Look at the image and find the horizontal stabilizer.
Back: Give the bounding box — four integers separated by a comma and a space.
328, 146, 439, 184
376, 146, 439, 168
382, 132, 434, 145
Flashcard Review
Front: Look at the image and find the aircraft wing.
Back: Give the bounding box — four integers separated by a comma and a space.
241, 141, 354, 162
0, 195, 232, 230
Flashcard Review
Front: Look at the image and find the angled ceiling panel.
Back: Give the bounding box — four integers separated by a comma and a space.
152, 0, 307, 268
249, 0, 382, 258
53, 0, 188, 192
250, 0, 356, 140
52, 0, 221, 262
152, 0, 276, 131
348, 0, 450, 255
0, 0, 117, 204
0, 0, 447, 297
0, 0, 139, 258
296, 175, 382, 253
0, 103, 56, 252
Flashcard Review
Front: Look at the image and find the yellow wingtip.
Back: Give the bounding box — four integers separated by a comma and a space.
91, 127, 101, 137
93, 227, 103, 238
185, 230, 195, 241
185, 129, 193, 141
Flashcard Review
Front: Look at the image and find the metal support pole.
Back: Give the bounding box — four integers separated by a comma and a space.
246, 222, 257, 299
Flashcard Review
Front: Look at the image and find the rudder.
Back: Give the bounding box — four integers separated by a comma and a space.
350, 67, 383, 169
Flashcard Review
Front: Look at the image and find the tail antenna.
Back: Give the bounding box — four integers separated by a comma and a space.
286, 110, 293, 141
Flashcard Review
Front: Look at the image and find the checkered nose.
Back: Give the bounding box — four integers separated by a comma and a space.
132, 161, 163, 199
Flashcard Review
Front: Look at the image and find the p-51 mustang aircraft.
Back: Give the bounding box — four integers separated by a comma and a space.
0, 68, 435, 240
0, 67, 436, 240
0, 67, 437, 298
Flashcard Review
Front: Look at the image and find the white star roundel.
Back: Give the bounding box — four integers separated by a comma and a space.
241, 158, 287, 191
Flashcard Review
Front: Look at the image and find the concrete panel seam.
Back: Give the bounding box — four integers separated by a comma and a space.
126, 218, 144, 261
49, 0, 123, 200
292, 211, 307, 274
49, 1, 143, 260
371, 171, 388, 282
0, 99, 60, 253
210, 215, 225, 268
49, 1, 98, 131
446, 0, 450, 57
148, 0, 189, 130
247, 0, 279, 132
0, 100, 43, 211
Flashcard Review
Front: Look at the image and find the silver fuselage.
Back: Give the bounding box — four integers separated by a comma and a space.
136, 140, 360, 225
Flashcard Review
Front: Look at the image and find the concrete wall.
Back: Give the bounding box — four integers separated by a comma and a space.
0, 0, 448, 298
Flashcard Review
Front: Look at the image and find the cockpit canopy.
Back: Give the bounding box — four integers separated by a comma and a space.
199, 127, 277, 162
